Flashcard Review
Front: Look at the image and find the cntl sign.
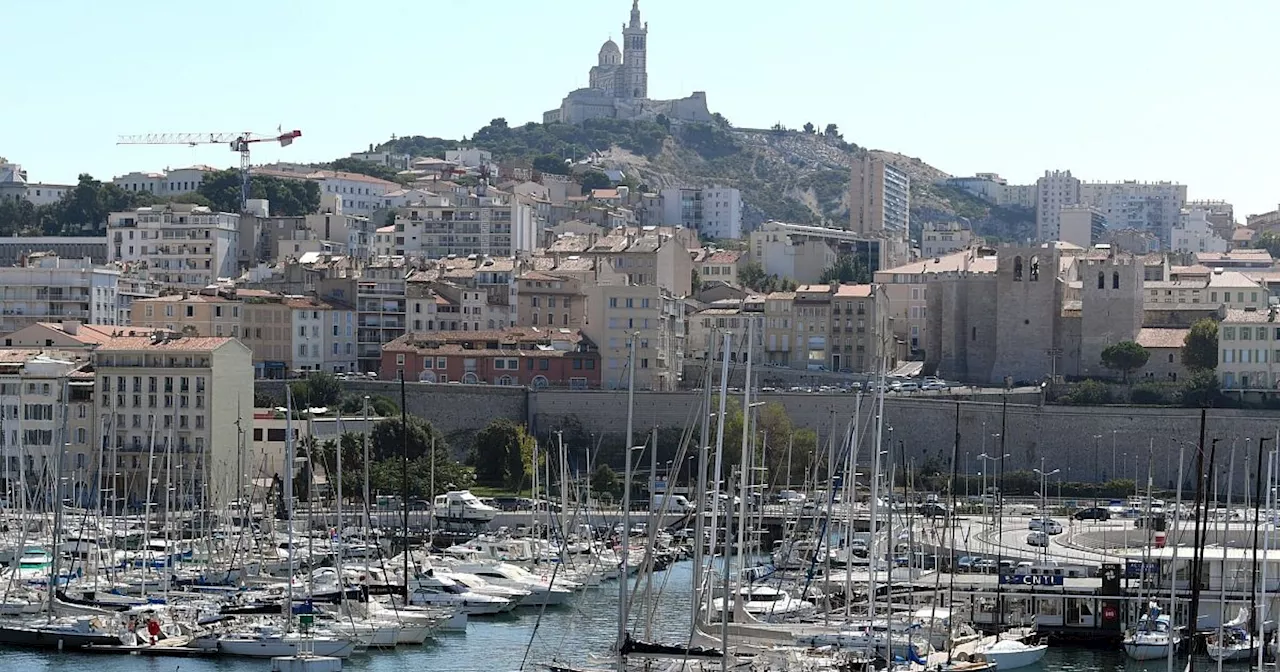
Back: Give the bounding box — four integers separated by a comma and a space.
999, 574, 1065, 587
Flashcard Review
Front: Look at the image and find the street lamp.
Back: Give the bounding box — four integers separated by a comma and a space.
1092, 434, 1103, 511
1034, 459, 1060, 563
978, 451, 1009, 527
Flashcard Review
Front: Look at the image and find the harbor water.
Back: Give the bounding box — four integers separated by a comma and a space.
0, 558, 1208, 671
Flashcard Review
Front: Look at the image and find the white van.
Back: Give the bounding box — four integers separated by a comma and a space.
652, 494, 694, 513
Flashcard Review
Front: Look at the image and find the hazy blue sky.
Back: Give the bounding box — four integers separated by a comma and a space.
8, 1, 1278, 216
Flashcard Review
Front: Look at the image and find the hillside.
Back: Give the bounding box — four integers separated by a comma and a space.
378, 118, 1034, 243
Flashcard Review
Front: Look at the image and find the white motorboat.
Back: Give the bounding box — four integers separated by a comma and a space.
213, 625, 358, 659
407, 572, 515, 615
710, 585, 814, 622
444, 561, 576, 606
972, 637, 1048, 670
1123, 605, 1181, 661
432, 490, 498, 523
445, 572, 535, 606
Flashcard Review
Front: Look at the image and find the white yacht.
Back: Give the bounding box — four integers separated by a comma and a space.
406, 572, 515, 615
1123, 604, 1181, 661
444, 560, 576, 606
709, 585, 814, 622
210, 625, 358, 659
433, 491, 498, 523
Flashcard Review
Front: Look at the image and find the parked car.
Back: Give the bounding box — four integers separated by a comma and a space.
972, 558, 998, 574
1026, 531, 1050, 547
956, 556, 976, 572
1028, 517, 1064, 535
492, 496, 523, 511
918, 503, 948, 518
1073, 506, 1111, 521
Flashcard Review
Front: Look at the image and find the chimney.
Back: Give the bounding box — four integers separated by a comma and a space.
62, 320, 80, 336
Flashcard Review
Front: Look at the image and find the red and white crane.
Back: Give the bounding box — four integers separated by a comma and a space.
117, 129, 302, 211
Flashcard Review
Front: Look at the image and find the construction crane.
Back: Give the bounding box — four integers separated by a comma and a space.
116, 129, 302, 211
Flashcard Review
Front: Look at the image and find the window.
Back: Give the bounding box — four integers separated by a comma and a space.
1097, 271, 1105, 289
539, 359, 550, 370
1013, 256, 1023, 281
1112, 271, 1119, 289
495, 359, 505, 370
436, 357, 446, 369
396, 353, 405, 365
1223, 327, 1235, 340
640, 358, 649, 369
609, 297, 618, 308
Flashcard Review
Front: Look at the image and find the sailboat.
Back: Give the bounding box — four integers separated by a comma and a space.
1206, 606, 1257, 662
1123, 602, 1182, 661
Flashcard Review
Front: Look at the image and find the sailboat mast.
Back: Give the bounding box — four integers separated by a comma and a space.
617, 333, 637, 672
284, 384, 295, 621
691, 337, 714, 632
734, 318, 753, 588
705, 332, 731, 619
47, 380, 69, 620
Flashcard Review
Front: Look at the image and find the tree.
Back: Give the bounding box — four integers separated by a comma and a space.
253, 390, 279, 409
1178, 370, 1222, 408
1182, 318, 1219, 371
1064, 379, 1112, 405
369, 415, 445, 462
579, 170, 612, 194
590, 463, 621, 500
654, 114, 670, 130
824, 123, 841, 138
711, 112, 731, 128
328, 157, 404, 184
739, 261, 767, 291
803, 122, 815, 134
1257, 230, 1280, 257
532, 155, 569, 176
469, 419, 535, 490
289, 372, 343, 408
338, 394, 398, 417
819, 254, 870, 284
198, 169, 321, 215
1100, 341, 1149, 382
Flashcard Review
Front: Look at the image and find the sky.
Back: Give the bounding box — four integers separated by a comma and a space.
6, 0, 1280, 216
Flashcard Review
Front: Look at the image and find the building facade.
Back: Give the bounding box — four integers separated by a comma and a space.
380, 328, 600, 388
108, 204, 240, 288
920, 221, 973, 258
0, 254, 121, 334
95, 335, 253, 509
848, 155, 910, 238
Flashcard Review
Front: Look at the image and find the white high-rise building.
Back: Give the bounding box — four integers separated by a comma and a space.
1035, 170, 1082, 242
0, 254, 121, 334
659, 186, 743, 239
1172, 208, 1229, 254
107, 204, 240, 289
1080, 181, 1186, 248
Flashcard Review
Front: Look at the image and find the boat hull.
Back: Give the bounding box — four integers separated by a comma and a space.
217, 636, 356, 659
0, 625, 123, 650
1124, 639, 1175, 661
980, 644, 1047, 670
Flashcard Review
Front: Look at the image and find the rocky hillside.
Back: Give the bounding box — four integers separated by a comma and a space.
378, 118, 1034, 243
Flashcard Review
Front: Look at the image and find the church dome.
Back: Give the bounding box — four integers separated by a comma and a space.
598, 39, 621, 65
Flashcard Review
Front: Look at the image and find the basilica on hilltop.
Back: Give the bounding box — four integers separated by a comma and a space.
543, 1, 713, 126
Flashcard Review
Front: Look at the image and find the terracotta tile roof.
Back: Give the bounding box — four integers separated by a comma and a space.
834, 284, 873, 298
96, 336, 237, 352
383, 328, 590, 357
134, 294, 232, 303
1137, 328, 1190, 349
703, 250, 742, 264
0, 349, 89, 364
30, 322, 119, 344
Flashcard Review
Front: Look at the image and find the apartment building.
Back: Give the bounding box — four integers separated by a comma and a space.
355, 260, 408, 373
0, 254, 121, 334
0, 321, 124, 350
1218, 307, 1280, 390
0, 350, 97, 505
380, 328, 600, 388
1144, 270, 1267, 311
687, 296, 764, 363
920, 221, 973, 258
749, 221, 907, 283
255, 167, 399, 217
0, 237, 107, 266
584, 282, 685, 391
1058, 205, 1107, 249
848, 155, 910, 238
1080, 180, 1186, 248
516, 272, 587, 330
1035, 170, 1082, 242
761, 283, 885, 373
1172, 209, 1229, 254
131, 294, 242, 338
392, 192, 539, 259
107, 204, 240, 288
658, 186, 744, 240
698, 250, 743, 287
94, 335, 252, 509
112, 166, 212, 196
289, 296, 358, 374
587, 231, 694, 297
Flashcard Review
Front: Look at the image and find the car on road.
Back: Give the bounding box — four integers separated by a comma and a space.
918, 503, 949, 518
1028, 517, 1064, 535
1026, 531, 1050, 547
1073, 506, 1111, 521
972, 558, 998, 574
956, 556, 976, 572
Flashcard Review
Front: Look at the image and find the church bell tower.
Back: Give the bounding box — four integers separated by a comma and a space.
621, 0, 648, 99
